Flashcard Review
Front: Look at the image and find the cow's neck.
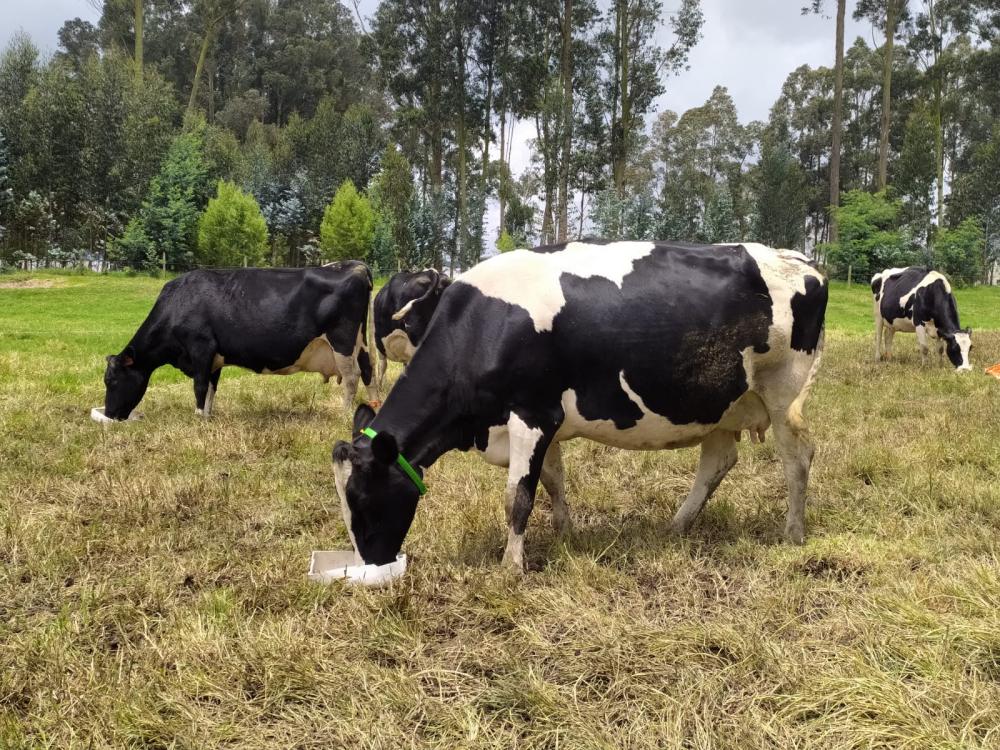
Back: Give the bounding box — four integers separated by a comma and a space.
128, 315, 176, 372
930, 294, 962, 334
370, 369, 461, 470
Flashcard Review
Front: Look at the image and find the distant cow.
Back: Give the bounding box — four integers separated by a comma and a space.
333, 241, 828, 571
371, 269, 451, 392
103, 262, 376, 420
871, 266, 972, 371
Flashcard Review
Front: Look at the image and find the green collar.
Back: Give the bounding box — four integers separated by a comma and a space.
361, 427, 427, 495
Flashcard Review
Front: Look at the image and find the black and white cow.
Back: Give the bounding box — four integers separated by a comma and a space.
871, 266, 972, 371
333, 241, 828, 571
371, 269, 451, 393
103, 262, 376, 420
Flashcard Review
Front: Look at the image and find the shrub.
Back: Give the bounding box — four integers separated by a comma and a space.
197, 180, 269, 267
935, 218, 984, 286
319, 179, 375, 262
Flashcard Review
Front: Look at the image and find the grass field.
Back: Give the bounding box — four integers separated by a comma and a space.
2, 271, 1000, 748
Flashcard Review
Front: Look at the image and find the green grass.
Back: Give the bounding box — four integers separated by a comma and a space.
3, 272, 1000, 748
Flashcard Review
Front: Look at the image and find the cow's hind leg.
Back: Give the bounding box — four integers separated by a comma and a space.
540, 443, 570, 536
671, 429, 739, 535
882, 327, 895, 360
376, 349, 388, 398
502, 413, 558, 573
771, 415, 814, 545
332, 352, 360, 412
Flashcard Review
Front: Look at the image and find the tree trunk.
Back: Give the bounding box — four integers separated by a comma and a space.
876, 0, 898, 191
187, 21, 217, 115
556, 0, 573, 242
829, 0, 846, 244
134, 0, 143, 84
456, 21, 469, 269
498, 97, 506, 236
612, 0, 630, 197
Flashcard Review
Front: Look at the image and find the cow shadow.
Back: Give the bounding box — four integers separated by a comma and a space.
453, 500, 787, 572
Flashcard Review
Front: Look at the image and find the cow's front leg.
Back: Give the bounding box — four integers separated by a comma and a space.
190, 346, 218, 417
502, 413, 557, 573
916, 326, 930, 366
202, 368, 221, 417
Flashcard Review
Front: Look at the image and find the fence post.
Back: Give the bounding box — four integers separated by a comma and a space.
162, 252, 166, 275
847, 264, 852, 287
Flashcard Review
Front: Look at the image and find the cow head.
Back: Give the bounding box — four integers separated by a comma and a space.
103, 346, 151, 419
331, 404, 421, 565
945, 328, 972, 372
391, 270, 451, 349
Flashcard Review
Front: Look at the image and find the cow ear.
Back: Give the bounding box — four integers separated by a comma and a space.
121, 346, 136, 367
352, 403, 376, 435
371, 431, 399, 465
106, 354, 117, 366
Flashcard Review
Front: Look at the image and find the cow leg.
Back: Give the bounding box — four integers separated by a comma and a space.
882, 327, 895, 360
376, 350, 388, 398
937, 338, 946, 365
671, 429, 739, 535
193, 366, 214, 417
203, 368, 221, 417
502, 414, 556, 573
916, 326, 929, 366
772, 416, 814, 545
873, 302, 883, 361
540, 442, 570, 536
332, 352, 360, 412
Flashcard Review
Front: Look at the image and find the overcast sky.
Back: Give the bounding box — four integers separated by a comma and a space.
2, 0, 873, 240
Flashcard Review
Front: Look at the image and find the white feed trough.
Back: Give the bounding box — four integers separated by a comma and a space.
308, 550, 407, 587
90, 407, 143, 424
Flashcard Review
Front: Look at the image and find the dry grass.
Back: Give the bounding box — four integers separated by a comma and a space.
2, 274, 1000, 748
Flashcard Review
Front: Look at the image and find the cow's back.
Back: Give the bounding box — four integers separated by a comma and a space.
152, 263, 370, 372
435, 241, 825, 430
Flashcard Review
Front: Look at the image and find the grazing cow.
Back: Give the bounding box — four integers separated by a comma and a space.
103, 262, 376, 420
333, 241, 828, 571
871, 266, 972, 371
371, 269, 451, 392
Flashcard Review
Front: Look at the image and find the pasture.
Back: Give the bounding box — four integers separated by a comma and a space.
2, 272, 1000, 749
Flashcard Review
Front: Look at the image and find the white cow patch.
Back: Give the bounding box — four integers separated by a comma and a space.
955, 331, 972, 371
507, 413, 543, 480
263, 334, 340, 380
740, 243, 825, 357
899, 270, 951, 311
333, 458, 362, 563
455, 242, 657, 332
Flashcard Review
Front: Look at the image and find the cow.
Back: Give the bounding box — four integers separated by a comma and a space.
371, 269, 451, 393
103, 262, 376, 420
871, 266, 972, 371
332, 241, 828, 572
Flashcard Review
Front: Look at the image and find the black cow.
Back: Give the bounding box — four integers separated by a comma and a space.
371, 269, 451, 393
871, 266, 972, 371
103, 262, 376, 420
333, 241, 828, 571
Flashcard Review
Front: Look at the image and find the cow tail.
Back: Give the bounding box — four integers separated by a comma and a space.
357, 271, 374, 389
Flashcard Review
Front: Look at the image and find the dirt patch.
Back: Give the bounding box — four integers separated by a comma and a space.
0, 278, 67, 289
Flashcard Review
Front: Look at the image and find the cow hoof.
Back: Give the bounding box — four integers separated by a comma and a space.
501, 551, 526, 575
784, 523, 805, 545
669, 518, 692, 537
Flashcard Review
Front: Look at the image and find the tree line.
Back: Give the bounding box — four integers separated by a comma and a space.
0, 0, 997, 282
